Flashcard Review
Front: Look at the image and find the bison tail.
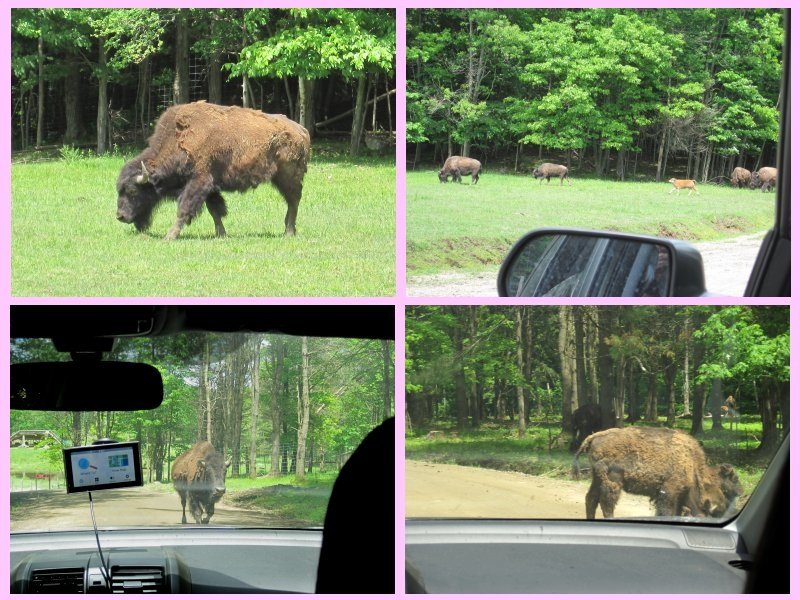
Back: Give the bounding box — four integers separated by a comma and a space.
571, 437, 591, 480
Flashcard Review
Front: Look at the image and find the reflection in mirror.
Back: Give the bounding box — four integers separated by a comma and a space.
504, 233, 672, 297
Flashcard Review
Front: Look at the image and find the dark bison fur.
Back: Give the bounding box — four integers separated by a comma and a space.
730, 166, 751, 188
572, 427, 741, 519
750, 166, 778, 193
532, 162, 570, 185
570, 403, 603, 451
116, 101, 311, 240
172, 441, 231, 524
438, 156, 481, 184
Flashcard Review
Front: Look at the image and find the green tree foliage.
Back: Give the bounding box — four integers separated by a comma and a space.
406, 306, 787, 452
408, 8, 783, 179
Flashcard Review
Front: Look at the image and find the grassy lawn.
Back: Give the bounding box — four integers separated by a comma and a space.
12, 145, 395, 296
406, 170, 775, 274
406, 417, 770, 498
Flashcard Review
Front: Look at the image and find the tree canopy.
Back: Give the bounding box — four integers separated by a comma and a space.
408, 8, 783, 181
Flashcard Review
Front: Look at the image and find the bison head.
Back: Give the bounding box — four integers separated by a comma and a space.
749, 171, 761, 190
197, 452, 231, 501
700, 463, 742, 518
532, 167, 543, 179
438, 169, 449, 183
116, 160, 160, 232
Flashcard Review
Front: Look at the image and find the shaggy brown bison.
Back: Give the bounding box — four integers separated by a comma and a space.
668, 178, 699, 196
730, 166, 752, 188
116, 101, 311, 240
438, 156, 481, 184
532, 163, 570, 186
572, 427, 741, 520
172, 441, 231, 524
571, 403, 603, 450
750, 166, 778, 192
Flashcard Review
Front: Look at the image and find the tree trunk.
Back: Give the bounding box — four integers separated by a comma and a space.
295, 337, 311, 480
249, 337, 261, 477
515, 307, 527, 437
381, 340, 393, 420
558, 307, 577, 432
173, 9, 190, 105
298, 76, 315, 136
137, 57, 151, 142
96, 36, 108, 155
63, 60, 82, 144
269, 338, 285, 477
350, 73, 367, 156
36, 34, 44, 147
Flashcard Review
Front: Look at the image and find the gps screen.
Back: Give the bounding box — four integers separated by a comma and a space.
63, 442, 143, 493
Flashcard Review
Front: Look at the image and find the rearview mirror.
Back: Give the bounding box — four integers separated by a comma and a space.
11, 361, 164, 411
497, 228, 707, 297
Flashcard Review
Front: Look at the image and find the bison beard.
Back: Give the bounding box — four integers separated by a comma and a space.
116, 101, 311, 240
172, 441, 231, 525
572, 427, 741, 520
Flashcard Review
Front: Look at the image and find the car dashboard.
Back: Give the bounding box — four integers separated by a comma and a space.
406, 519, 750, 594
11, 528, 322, 593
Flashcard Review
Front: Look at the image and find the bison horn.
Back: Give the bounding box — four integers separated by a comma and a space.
136, 161, 150, 185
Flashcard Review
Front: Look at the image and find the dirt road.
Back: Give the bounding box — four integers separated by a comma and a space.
406, 460, 653, 519
11, 485, 273, 532
407, 232, 765, 297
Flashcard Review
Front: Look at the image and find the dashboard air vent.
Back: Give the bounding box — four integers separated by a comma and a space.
31, 568, 85, 593
110, 566, 166, 593
728, 560, 754, 571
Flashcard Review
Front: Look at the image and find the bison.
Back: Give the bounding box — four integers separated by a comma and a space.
750, 166, 778, 193
730, 166, 751, 188
572, 427, 741, 520
116, 101, 311, 240
532, 163, 570, 186
668, 178, 699, 196
438, 156, 481, 184
571, 403, 603, 451
172, 441, 231, 524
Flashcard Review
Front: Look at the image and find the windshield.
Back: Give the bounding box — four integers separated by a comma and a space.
11, 332, 394, 532
406, 305, 787, 522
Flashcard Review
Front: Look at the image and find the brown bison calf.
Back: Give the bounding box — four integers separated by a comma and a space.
572, 427, 741, 519
668, 178, 699, 196
438, 156, 482, 184
750, 166, 778, 192
117, 101, 311, 240
730, 167, 751, 188
532, 163, 570, 186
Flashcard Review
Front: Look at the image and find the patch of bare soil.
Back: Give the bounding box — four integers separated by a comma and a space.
406, 460, 653, 519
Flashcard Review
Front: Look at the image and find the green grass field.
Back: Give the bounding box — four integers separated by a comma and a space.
406, 170, 775, 274
12, 147, 395, 296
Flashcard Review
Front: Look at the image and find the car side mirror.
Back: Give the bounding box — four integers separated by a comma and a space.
497, 228, 707, 297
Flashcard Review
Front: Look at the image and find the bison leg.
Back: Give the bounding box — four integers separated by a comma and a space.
273, 172, 303, 237
202, 501, 215, 524
206, 191, 228, 238
188, 495, 204, 524
178, 489, 188, 524
166, 178, 214, 240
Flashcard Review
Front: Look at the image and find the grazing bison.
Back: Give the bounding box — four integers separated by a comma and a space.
532, 163, 570, 186
572, 427, 741, 519
750, 166, 778, 193
172, 441, 231, 524
730, 167, 751, 188
668, 178, 699, 196
438, 156, 482, 184
116, 101, 311, 240
571, 403, 603, 450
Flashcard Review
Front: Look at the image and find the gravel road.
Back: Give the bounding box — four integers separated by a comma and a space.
407, 232, 765, 297
11, 485, 273, 532
406, 460, 653, 519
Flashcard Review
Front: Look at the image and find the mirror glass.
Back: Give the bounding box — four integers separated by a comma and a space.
503, 233, 672, 297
